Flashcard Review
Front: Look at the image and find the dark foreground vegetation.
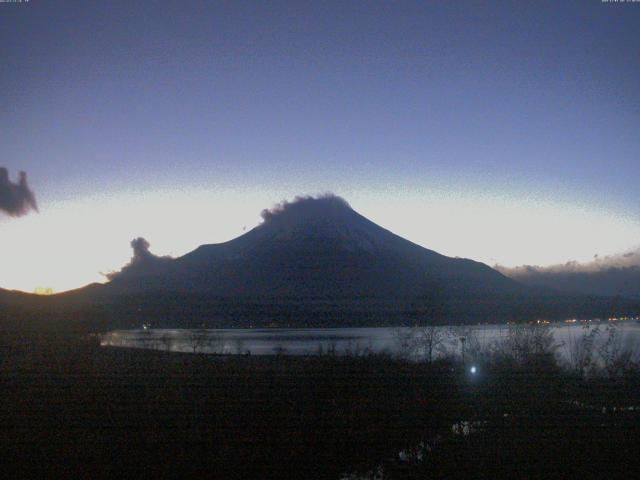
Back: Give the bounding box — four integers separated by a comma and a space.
1, 322, 639, 479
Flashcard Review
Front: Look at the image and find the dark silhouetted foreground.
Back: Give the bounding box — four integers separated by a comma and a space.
0, 318, 638, 479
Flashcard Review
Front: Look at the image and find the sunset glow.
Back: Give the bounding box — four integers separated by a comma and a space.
2, 187, 638, 293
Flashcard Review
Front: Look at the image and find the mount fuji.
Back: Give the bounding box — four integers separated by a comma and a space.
2, 195, 637, 328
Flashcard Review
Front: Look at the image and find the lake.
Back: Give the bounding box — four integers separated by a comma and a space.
101, 321, 640, 363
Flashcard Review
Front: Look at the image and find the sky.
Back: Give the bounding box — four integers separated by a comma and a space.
1, 0, 639, 293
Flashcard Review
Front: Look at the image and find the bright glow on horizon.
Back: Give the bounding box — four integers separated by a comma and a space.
1, 188, 639, 293
355, 190, 640, 269
4, 2, 640, 294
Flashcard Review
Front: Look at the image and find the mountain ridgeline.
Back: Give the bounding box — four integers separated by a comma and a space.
2, 195, 638, 329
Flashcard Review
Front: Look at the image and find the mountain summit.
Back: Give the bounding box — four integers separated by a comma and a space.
254, 195, 419, 253
109, 194, 520, 297
12, 195, 634, 328
99, 194, 532, 326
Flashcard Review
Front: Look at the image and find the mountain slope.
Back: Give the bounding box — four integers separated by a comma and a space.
106, 195, 520, 300
3, 195, 638, 328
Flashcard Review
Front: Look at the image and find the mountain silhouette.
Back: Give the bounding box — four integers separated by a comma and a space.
108, 195, 519, 299
2, 195, 638, 328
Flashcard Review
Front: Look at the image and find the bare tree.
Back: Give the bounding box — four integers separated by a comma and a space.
393, 327, 417, 359
159, 332, 174, 352
562, 324, 639, 377
187, 329, 211, 353
491, 323, 559, 365
399, 283, 451, 362
447, 326, 486, 365
561, 325, 599, 376
393, 326, 448, 362
414, 326, 448, 363
596, 324, 638, 378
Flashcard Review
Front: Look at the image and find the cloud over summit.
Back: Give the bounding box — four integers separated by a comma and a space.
260, 194, 351, 224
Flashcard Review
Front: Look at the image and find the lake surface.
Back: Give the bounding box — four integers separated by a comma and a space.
101, 321, 640, 362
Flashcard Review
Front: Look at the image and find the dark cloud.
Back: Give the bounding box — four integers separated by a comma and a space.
498, 248, 640, 276
260, 193, 351, 223
0, 168, 38, 217
106, 237, 172, 281
130, 237, 153, 262
497, 248, 640, 299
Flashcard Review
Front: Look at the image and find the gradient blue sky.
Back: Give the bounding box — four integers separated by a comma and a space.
1, 1, 639, 292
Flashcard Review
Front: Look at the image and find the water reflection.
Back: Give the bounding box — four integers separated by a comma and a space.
101, 322, 640, 363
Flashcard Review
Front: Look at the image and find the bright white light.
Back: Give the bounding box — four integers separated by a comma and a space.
2, 185, 639, 293
352, 189, 640, 268
0, 188, 270, 293
470, 366, 477, 374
